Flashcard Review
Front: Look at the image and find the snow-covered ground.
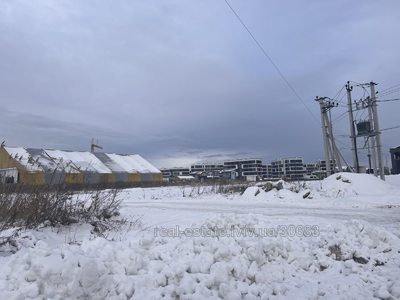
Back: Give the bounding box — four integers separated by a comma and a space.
1, 173, 400, 299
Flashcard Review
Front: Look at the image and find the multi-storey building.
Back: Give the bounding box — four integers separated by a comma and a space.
317, 160, 336, 176
390, 146, 400, 175
223, 159, 263, 181
190, 163, 224, 177
270, 157, 306, 180
305, 163, 318, 176
261, 164, 273, 179
160, 167, 190, 179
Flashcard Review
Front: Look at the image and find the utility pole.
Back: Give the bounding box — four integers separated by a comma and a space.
346, 82, 359, 172
316, 97, 331, 176
367, 151, 372, 173
315, 96, 340, 176
328, 108, 342, 171
367, 98, 378, 176
370, 82, 385, 180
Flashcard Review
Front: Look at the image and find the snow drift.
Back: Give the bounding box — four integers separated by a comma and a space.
1, 215, 399, 299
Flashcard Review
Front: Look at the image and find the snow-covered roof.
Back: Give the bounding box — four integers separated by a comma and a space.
2, 147, 160, 174
130, 154, 161, 173
104, 153, 161, 174
4, 147, 43, 172
44, 150, 112, 173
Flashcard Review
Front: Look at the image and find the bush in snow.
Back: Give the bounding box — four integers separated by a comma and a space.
0, 184, 122, 231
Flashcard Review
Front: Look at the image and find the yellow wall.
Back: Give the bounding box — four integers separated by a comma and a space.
99, 173, 115, 184
1, 148, 164, 186
0, 147, 22, 170
128, 173, 141, 183
19, 172, 46, 185
64, 173, 84, 185
0, 147, 45, 185
152, 173, 163, 182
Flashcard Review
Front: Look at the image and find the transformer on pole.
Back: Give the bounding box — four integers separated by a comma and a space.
345, 81, 385, 180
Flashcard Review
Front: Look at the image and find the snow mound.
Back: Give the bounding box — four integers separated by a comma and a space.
386, 174, 400, 188
319, 172, 400, 197
1, 215, 399, 299
241, 173, 400, 203
241, 186, 260, 197
241, 181, 306, 202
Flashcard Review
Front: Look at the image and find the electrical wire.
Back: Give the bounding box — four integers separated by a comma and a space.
333, 85, 346, 104
378, 87, 400, 97
379, 83, 400, 93
223, 0, 319, 122
381, 125, 400, 132
376, 98, 400, 103
338, 91, 347, 104
332, 110, 348, 123
334, 137, 351, 149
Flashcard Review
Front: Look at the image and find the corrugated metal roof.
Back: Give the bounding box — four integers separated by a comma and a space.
93, 152, 126, 173
4, 147, 43, 172
44, 149, 112, 173
3, 147, 160, 175
104, 153, 162, 174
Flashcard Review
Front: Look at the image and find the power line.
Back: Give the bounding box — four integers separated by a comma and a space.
378, 87, 400, 97
381, 125, 400, 132
223, 0, 318, 122
376, 98, 400, 103
332, 110, 348, 123
333, 85, 346, 104
334, 137, 351, 149
379, 83, 400, 93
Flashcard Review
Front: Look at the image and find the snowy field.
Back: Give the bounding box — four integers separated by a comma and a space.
1, 173, 400, 299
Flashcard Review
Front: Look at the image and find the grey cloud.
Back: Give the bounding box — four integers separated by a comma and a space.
0, 0, 399, 168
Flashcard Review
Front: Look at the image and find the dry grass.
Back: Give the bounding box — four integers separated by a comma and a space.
0, 184, 122, 231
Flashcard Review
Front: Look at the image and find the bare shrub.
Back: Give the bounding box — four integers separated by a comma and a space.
0, 184, 122, 231
287, 181, 308, 193
177, 181, 252, 198
215, 182, 251, 194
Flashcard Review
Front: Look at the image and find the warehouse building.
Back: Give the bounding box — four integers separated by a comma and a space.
0, 145, 162, 186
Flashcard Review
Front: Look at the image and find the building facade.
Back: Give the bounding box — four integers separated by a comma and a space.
223, 159, 263, 181
390, 146, 400, 175
270, 157, 306, 180
0, 145, 162, 186
317, 159, 336, 177
160, 167, 190, 179
190, 163, 224, 177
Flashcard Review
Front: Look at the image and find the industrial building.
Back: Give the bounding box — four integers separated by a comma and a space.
0, 146, 162, 186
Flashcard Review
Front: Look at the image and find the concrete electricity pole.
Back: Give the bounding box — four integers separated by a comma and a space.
367, 98, 378, 176
369, 82, 385, 180
315, 96, 341, 176
346, 82, 359, 173
328, 108, 342, 171
316, 97, 331, 175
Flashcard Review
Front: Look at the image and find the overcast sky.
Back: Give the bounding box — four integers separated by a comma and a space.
1, 0, 399, 168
